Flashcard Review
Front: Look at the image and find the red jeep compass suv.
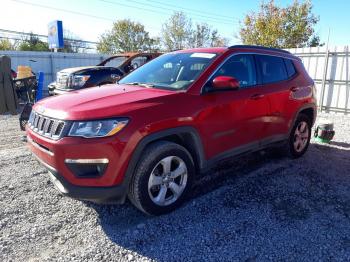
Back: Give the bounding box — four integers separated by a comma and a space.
27, 45, 317, 215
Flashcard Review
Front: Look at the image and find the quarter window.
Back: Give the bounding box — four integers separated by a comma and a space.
284, 58, 297, 78
212, 54, 257, 88
256, 55, 288, 84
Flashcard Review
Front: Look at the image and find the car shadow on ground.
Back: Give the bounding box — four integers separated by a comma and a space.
88, 142, 350, 261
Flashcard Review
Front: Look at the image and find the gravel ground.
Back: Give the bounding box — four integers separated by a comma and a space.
0, 113, 350, 261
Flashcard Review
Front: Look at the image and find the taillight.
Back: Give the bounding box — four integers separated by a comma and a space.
312, 83, 317, 99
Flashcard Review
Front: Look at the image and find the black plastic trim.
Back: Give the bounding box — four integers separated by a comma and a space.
32, 153, 126, 203
229, 45, 291, 54
122, 126, 206, 188
288, 103, 317, 137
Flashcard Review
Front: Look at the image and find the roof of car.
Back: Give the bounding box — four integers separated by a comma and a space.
174, 45, 291, 55
175, 47, 228, 54
109, 52, 161, 58
229, 45, 291, 54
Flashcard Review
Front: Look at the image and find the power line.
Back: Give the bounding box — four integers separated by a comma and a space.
99, 0, 236, 25
0, 29, 98, 51
10, 0, 237, 37
0, 29, 98, 45
145, 0, 240, 21
11, 0, 162, 32
11, 0, 115, 22
0, 36, 96, 50
126, 0, 236, 23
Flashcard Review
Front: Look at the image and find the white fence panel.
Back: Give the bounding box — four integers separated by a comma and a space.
0, 51, 109, 90
287, 46, 350, 114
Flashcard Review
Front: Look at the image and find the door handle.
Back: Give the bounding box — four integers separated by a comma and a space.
250, 94, 265, 100
290, 86, 300, 92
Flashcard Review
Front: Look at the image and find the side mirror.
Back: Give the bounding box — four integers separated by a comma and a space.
111, 74, 121, 82
212, 76, 240, 90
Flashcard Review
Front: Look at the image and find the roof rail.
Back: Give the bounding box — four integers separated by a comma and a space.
229, 45, 291, 54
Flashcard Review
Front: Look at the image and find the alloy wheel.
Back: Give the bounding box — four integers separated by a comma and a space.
293, 121, 309, 152
147, 156, 188, 206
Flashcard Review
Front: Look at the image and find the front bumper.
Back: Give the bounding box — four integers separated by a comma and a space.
34, 154, 127, 203
26, 127, 131, 203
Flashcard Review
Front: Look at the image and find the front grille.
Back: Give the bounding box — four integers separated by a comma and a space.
28, 111, 66, 140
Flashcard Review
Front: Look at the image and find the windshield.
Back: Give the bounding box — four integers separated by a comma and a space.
118, 52, 217, 90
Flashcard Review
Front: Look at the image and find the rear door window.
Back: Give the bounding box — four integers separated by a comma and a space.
256, 55, 288, 84
104, 57, 127, 67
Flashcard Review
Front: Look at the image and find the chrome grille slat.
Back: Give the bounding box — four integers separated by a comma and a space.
38, 117, 44, 133
33, 114, 39, 127
43, 118, 51, 133
47, 120, 54, 134
51, 121, 59, 136
28, 111, 65, 140
55, 122, 64, 136
41, 118, 46, 131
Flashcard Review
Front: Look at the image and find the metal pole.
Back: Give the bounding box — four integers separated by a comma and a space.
36, 72, 44, 101
319, 28, 331, 112
346, 45, 349, 114
49, 53, 55, 84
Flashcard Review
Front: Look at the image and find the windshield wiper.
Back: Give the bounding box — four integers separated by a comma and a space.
123, 82, 155, 88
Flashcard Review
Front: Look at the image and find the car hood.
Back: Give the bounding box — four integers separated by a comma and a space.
59, 66, 110, 74
34, 84, 176, 120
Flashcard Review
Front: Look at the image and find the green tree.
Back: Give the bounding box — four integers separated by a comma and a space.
0, 38, 17, 50
209, 29, 229, 47
239, 0, 322, 48
18, 33, 49, 51
145, 37, 161, 52
192, 23, 211, 47
162, 13, 228, 50
161, 12, 193, 51
97, 19, 156, 54
191, 23, 228, 47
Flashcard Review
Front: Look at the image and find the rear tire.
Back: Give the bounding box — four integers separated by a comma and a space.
128, 141, 195, 215
286, 113, 312, 158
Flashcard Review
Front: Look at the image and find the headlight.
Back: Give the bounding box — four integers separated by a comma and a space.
70, 75, 90, 88
68, 119, 128, 138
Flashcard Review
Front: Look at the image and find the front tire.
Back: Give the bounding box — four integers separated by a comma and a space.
128, 141, 195, 215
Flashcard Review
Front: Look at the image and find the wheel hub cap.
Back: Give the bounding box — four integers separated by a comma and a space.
148, 156, 188, 206
293, 121, 309, 153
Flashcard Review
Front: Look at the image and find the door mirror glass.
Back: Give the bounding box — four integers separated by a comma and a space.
212, 76, 240, 90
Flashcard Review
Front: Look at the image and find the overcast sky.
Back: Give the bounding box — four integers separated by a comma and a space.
1, 0, 349, 46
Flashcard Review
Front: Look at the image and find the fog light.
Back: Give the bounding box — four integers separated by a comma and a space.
65, 159, 109, 178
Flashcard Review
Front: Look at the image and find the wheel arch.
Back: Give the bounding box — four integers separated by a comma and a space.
122, 126, 206, 188
299, 107, 316, 125
289, 103, 317, 136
